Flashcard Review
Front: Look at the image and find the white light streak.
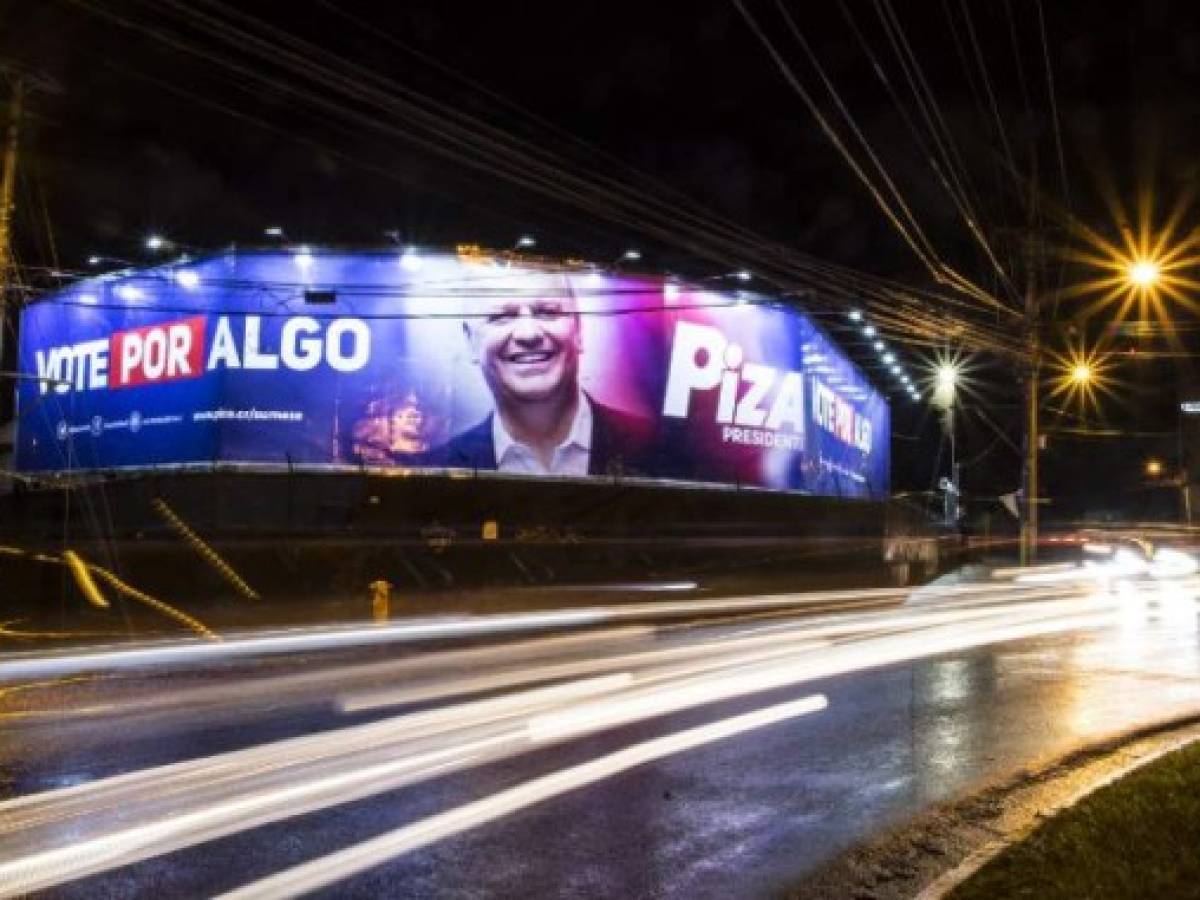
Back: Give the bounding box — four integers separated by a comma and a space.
0, 577, 1169, 897
216, 695, 829, 900
0, 578, 1110, 683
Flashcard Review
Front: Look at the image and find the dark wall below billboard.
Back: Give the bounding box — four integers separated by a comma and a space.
16, 250, 890, 498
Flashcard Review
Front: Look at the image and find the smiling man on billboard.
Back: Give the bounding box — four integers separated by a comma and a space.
434, 283, 655, 477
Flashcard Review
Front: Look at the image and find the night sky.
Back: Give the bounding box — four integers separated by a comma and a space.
3, 0, 1199, 520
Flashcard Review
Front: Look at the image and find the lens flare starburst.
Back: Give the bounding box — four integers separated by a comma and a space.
1128, 259, 1160, 287
1045, 343, 1117, 420
922, 348, 979, 412
1057, 184, 1200, 335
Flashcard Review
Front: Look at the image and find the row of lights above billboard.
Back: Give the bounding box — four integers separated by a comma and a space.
845, 309, 921, 402
80, 231, 908, 403
102, 232, 755, 284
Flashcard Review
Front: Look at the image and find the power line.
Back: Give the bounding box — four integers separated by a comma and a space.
770, 0, 946, 271
845, 0, 1019, 306
956, 0, 1020, 185
733, 0, 1016, 317
61, 0, 1028, 362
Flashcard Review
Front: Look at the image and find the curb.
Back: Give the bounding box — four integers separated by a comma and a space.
915, 725, 1200, 899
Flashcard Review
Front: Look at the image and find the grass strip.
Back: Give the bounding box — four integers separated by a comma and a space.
951, 739, 1200, 899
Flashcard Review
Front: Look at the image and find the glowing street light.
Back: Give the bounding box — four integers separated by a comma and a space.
173, 269, 201, 290
1128, 259, 1160, 288
293, 246, 314, 271
703, 270, 753, 284
514, 235, 537, 250
87, 254, 134, 268
1146, 459, 1164, 478
935, 363, 958, 391
932, 361, 960, 411
1046, 344, 1113, 419
145, 234, 167, 252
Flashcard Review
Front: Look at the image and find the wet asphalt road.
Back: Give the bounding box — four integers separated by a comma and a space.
2, 573, 1199, 898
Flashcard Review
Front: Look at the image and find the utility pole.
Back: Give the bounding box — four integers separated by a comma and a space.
942, 404, 960, 528
1178, 407, 1193, 528
0, 76, 23, 375
1021, 232, 1041, 565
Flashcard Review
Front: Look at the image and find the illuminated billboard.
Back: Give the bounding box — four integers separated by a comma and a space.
15, 250, 890, 498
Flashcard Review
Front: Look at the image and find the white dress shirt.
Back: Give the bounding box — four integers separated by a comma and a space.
492, 393, 592, 476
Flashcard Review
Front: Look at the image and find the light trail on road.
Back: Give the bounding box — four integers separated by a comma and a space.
0, 572, 1195, 897
217, 695, 832, 900
0, 573, 1195, 897
0, 574, 1112, 683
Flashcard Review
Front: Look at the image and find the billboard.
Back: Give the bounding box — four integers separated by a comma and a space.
15, 250, 890, 498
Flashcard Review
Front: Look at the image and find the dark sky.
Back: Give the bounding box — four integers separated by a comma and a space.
3, 0, 1199, 517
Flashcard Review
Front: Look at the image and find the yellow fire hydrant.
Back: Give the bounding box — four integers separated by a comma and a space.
369, 579, 392, 624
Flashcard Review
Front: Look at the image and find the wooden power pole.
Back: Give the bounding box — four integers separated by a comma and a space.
0, 76, 23, 377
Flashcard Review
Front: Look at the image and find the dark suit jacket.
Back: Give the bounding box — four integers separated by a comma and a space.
432, 395, 657, 477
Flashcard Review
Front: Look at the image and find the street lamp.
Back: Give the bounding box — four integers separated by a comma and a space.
1128, 259, 1160, 288
1047, 345, 1112, 416
173, 269, 201, 290
928, 358, 963, 526
143, 234, 199, 255
1146, 459, 1164, 478
934, 362, 959, 408
704, 270, 753, 283
87, 254, 135, 268
513, 235, 536, 250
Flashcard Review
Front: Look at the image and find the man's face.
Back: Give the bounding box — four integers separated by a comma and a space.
469, 297, 582, 404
